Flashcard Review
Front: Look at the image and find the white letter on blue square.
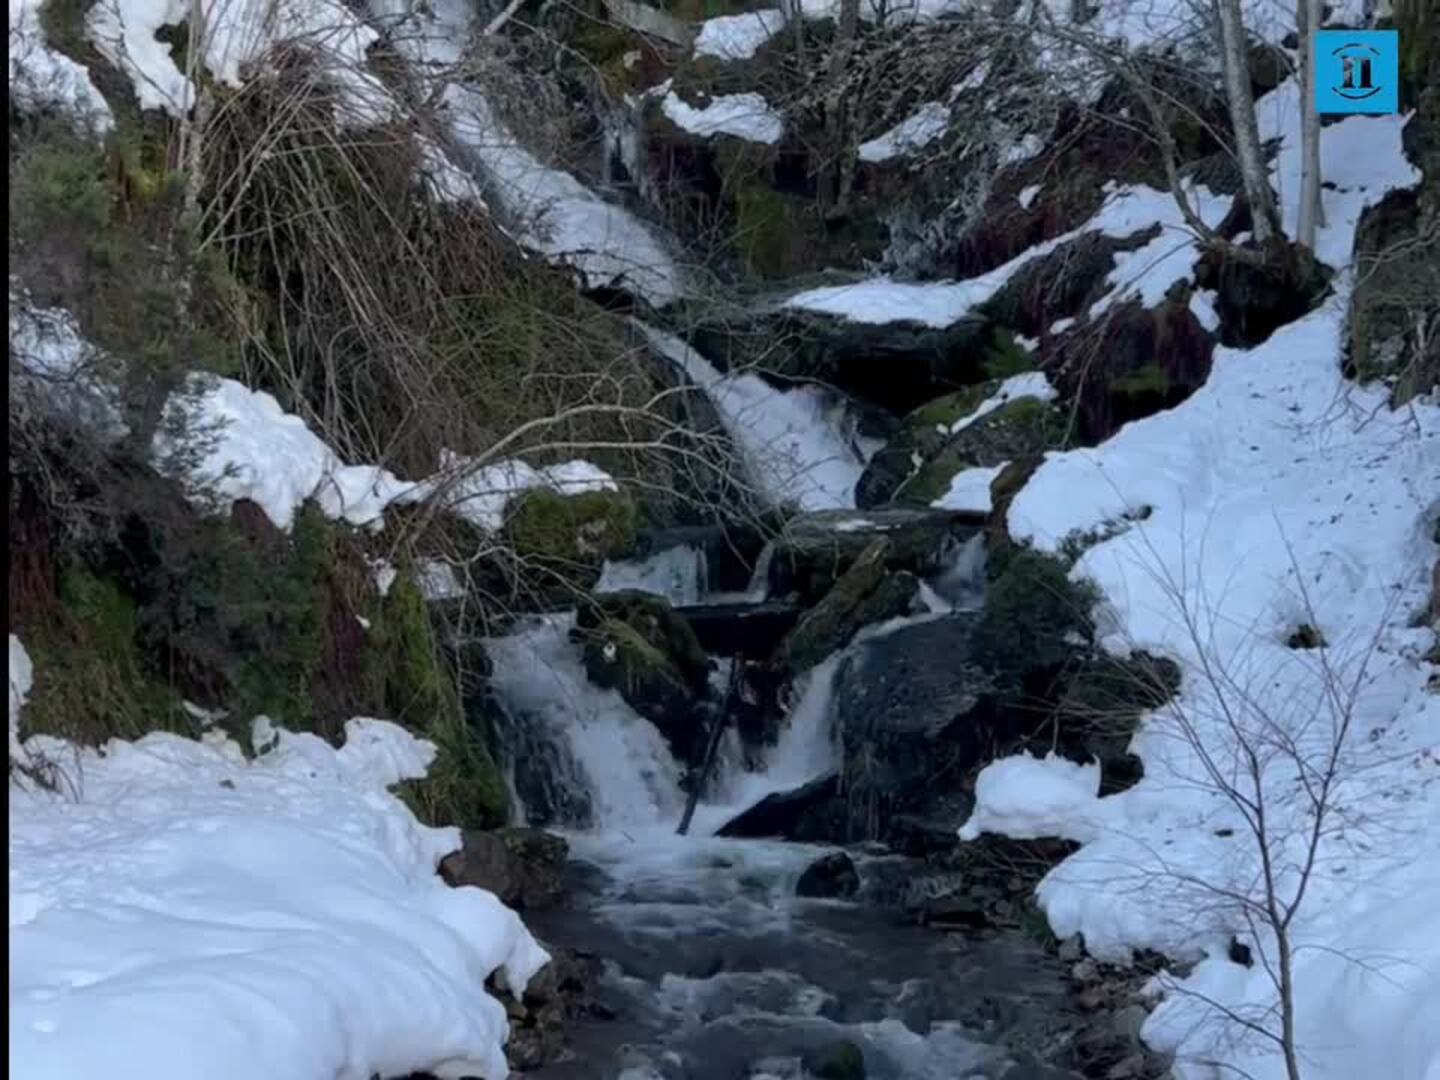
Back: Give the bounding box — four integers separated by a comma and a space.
1314, 30, 1399, 115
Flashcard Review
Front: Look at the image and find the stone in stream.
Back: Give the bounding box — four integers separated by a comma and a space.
715, 772, 841, 840
439, 827, 569, 911
795, 852, 860, 900
681, 600, 803, 658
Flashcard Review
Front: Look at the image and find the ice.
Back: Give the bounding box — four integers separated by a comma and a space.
661, 90, 784, 145
597, 544, 710, 607
857, 102, 950, 164
9, 703, 548, 1080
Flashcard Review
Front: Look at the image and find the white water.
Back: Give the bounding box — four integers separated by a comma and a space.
596, 543, 711, 607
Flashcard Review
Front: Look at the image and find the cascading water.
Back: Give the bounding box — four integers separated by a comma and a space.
482, 517, 1067, 1080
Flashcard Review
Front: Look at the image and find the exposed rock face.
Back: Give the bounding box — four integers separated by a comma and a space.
439, 827, 569, 911
715, 772, 841, 839
776, 538, 916, 674
795, 851, 860, 899
496, 945, 604, 1072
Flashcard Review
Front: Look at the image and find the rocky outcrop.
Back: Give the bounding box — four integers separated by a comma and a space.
715, 772, 841, 839
501, 488, 639, 605
439, 827, 569, 910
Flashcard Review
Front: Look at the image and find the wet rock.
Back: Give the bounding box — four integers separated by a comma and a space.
502, 487, 639, 602
769, 508, 983, 604
439, 827, 569, 911
576, 589, 712, 762
495, 944, 603, 1072
795, 852, 860, 899
776, 538, 916, 674
802, 1039, 867, 1080
716, 772, 840, 839
985, 230, 1158, 340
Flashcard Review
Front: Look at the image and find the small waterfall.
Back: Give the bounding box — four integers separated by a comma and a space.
485, 614, 685, 830
596, 543, 710, 607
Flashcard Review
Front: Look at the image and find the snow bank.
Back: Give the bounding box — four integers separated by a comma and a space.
932, 463, 1007, 514
641, 324, 867, 510
425, 452, 618, 532
9, 0, 114, 133
858, 102, 950, 163
661, 90, 783, 145
10, 711, 548, 1080
158, 376, 417, 531
86, 0, 389, 123
692, 9, 784, 60
965, 104, 1440, 1080
959, 752, 1103, 843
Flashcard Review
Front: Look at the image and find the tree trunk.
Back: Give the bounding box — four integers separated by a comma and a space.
1295, 0, 1326, 253
1214, 0, 1282, 246
821, 0, 862, 214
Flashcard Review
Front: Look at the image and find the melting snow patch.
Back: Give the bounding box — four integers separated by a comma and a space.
857, 102, 950, 163
425, 453, 618, 532
959, 752, 1102, 843
9, 708, 548, 1080
661, 91, 783, 145
931, 463, 1008, 514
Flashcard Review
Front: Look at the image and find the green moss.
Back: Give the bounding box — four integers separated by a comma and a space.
733, 185, 801, 280
906, 382, 1000, 431
978, 328, 1033, 379
504, 488, 638, 565
893, 397, 1061, 508
398, 710, 510, 831
22, 571, 183, 747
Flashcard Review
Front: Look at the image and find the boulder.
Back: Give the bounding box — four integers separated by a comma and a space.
496, 944, 603, 1072
439, 827, 569, 910
795, 851, 860, 899
576, 589, 712, 762
802, 1039, 867, 1080
769, 508, 983, 604
716, 772, 841, 839
501, 487, 638, 603
776, 538, 916, 673
684, 305, 995, 415
1041, 296, 1215, 443
835, 615, 999, 843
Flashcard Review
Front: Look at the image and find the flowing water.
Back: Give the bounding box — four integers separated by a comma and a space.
488, 543, 1077, 1080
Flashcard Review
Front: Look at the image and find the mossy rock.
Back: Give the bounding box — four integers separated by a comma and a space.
864, 394, 1063, 511
502, 487, 638, 599
777, 539, 915, 674
803, 1039, 867, 1080
855, 381, 1001, 508
576, 589, 711, 760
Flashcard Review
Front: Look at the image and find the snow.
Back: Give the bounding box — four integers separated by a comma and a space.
9, 708, 548, 1080
9, 298, 126, 441
692, 10, 784, 61
86, 0, 389, 123
1017, 184, 1042, 210
958, 752, 1103, 843
424, 452, 618, 533
931, 463, 1008, 514
783, 181, 1212, 328
9, 635, 33, 762
597, 544, 710, 607
965, 108, 1440, 1078
9, 0, 114, 133
661, 91, 784, 145
418, 138, 489, 206
1002, 133, 1046, 166
950, 371, 1057, 436
157, 376, 417, 532
641, 324, 866, 511
857, 102, 950, 164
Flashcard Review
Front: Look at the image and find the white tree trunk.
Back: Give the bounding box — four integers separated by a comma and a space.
1295, 0, 1326, 252
1214, 0, 1281, 247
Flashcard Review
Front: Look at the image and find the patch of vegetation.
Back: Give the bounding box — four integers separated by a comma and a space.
504, 488, 638, 567
975, 546, 1101, 680
978, 327, 1033, 379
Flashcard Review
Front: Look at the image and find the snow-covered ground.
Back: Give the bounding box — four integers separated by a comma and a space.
9, 638, 548, 1080
9, 0, 113, 133
959, 97, 1440, 1080
858, 102, 951, 164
